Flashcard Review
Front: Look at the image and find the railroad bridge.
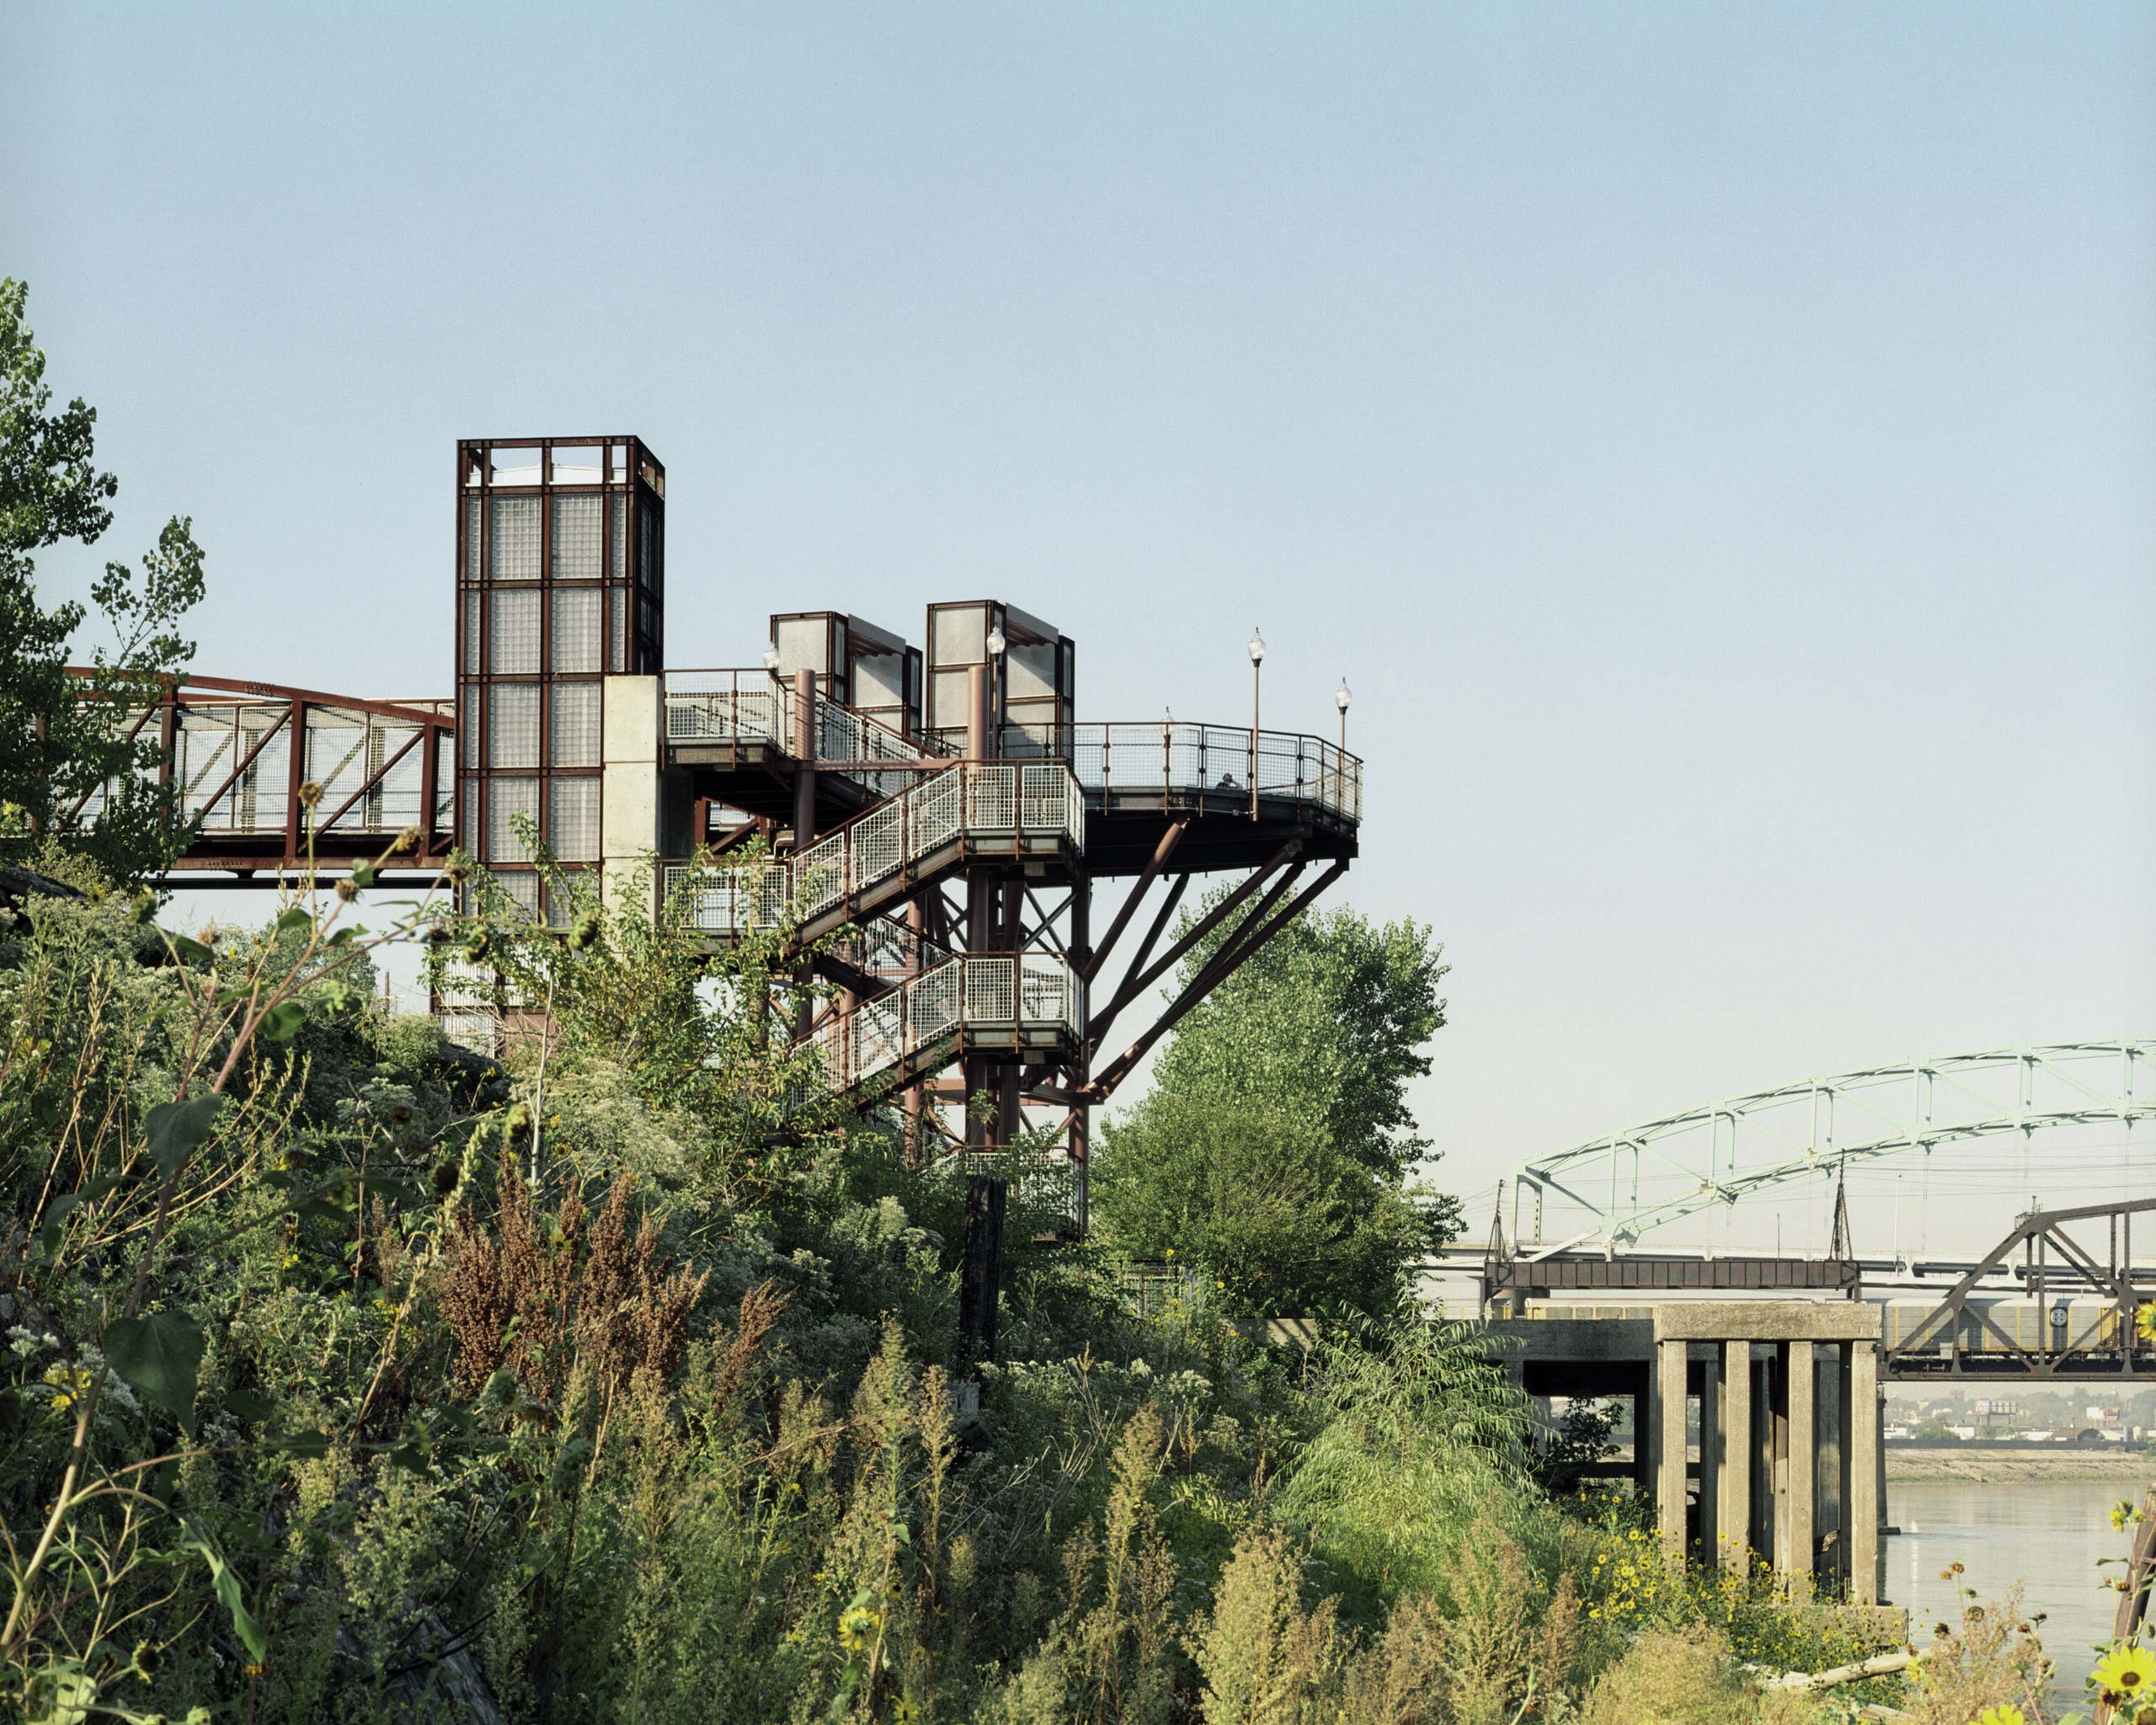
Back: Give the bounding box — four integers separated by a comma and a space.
1449, 1042, 2156, 1602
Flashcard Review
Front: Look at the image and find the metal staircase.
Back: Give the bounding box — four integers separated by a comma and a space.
664, 760, 1084, 948
799, 952, 1086, 1098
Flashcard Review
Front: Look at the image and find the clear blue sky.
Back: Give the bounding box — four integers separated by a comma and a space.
8, 4, 2153, 1249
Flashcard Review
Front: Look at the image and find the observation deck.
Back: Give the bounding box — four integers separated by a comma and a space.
661, 666, 1360, 882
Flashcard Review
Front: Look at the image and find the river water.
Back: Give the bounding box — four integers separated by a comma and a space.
1886, 1477, 2135, 1707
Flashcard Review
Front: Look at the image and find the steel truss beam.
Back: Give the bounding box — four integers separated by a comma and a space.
1513, 1042, 2156, 1254
59, 668, 456, 878
1081, 857, 1345, 1103
1882, 1197, 2156, 1380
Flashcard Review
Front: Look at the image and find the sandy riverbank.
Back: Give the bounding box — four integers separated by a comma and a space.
1886, 1446, 2156, 1483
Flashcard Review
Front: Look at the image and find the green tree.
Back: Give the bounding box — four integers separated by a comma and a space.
1093, 895, 1456, 1318
1094, 1096, 1430, 1317
1145, 898, 1449, 1183
0, 278, 205, 882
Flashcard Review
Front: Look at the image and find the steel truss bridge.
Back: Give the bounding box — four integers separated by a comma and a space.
1469, 1042, 2156, 1382
1508, 1041, 2155, 1256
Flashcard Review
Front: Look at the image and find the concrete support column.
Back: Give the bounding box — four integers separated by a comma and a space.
1633, 1360, 1657, 1520
1818, 1347, 1845, 1591
1697, 1350, 1721, 1562
600, 675, 662, 921
1720, 1341, 1751, 1577
1849, 1340, 1881, 1604
1780, 1338, 1816, 1595
1657, 1339, 1689, 1558
1753, 1355, 1776, 1563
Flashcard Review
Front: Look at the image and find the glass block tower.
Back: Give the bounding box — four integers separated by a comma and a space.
454, 437, 664, 918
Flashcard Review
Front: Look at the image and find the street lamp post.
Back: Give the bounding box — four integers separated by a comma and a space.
1246, 628, 1265, 821
1335, 677, 1352, 809
985, 622, 1007, 754
761, 643, 783, 740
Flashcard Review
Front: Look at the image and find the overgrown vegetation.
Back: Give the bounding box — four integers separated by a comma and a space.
2, 276, 2121, 1723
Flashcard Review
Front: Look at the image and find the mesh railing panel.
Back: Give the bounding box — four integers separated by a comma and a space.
1017, 953, 1083, 1033
1018, 763, 1067, 837
855, 994, 907, 1081
963, 957, 1017, 1026
791, 830, 847, 920
910, 961, 963, 1044
914, 768, 963, 854
967, 765, 1017, 833
852, 798, 905, 886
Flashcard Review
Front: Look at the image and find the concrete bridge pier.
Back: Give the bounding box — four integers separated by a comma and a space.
1654, 1304, 1882, 1601
1487, 1301, 1884, 1603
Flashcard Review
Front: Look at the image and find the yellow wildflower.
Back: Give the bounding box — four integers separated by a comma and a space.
42, 1361, 97, 1414
836, 1605, 880, 1653
1975, 1705, 2026, 1725
2095, 1643, 2156, 1701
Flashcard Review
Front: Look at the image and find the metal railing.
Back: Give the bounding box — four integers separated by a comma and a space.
662, 760, 1084, 941
663, 669, 943, 798
924, 719, 1362, 823
803, 952, 1085, 1092
1076, 721, 1361, 822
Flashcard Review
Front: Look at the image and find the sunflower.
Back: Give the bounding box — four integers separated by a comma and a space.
2138, 1302, 2156, 1346
836, 1604, 880, 1654
1974, 1706, 2025, 1725
2095, 1642, 2156, 1701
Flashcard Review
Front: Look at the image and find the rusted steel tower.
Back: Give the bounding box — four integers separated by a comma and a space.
452, 436, 669, 921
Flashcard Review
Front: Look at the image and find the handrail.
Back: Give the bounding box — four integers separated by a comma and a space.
1075, 720, 1362, 823
920, 719, 1363, 823
663, 668, 945, 797
801, 951, 1086, 1093
663, 760, 1084, 941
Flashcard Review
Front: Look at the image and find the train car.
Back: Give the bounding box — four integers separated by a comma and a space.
1880, 1296, 2131, 1363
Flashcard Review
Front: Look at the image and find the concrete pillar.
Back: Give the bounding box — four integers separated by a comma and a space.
1849, 1340, 1880, 1604
1697, 1350, 1720, 1560
1657, 1339, 1689, 1557
1635, 1361, 1657, 1519
1753, 1354, 1775, 1564
1818, 1347, 1844, 1588
1782, 1338, 1816, 1595
600, 675, 662, 921
1720, 1341, 1751, 1577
